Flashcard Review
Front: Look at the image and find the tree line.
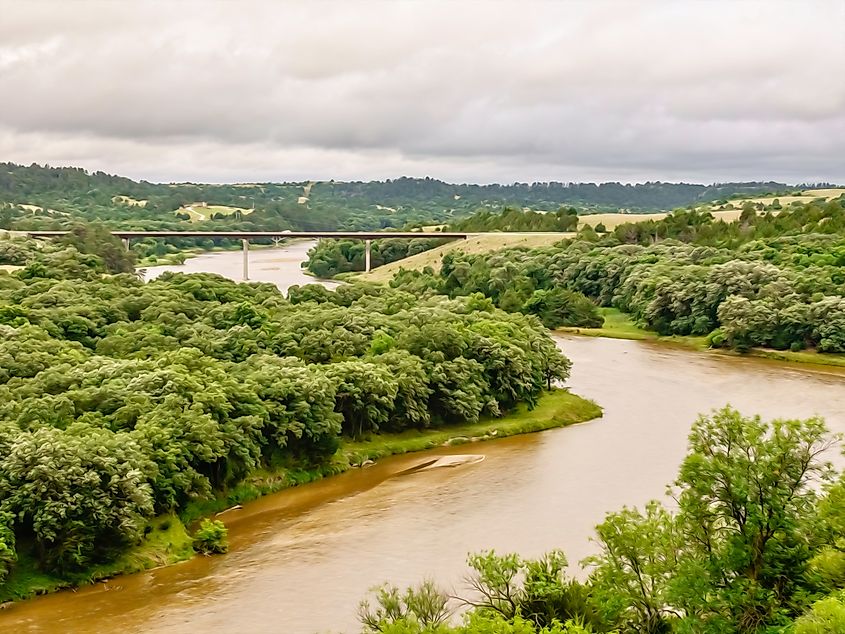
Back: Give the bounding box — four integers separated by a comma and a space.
1, 163, 809, 242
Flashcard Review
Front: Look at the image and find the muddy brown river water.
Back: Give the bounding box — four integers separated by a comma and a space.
2, 244, 844, 634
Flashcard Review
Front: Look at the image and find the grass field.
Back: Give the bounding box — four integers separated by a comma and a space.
112, 195, 147, 207
178, 203, 253, 222
708, 188, 845, 211
577, 189, 844, 229
578, 208, 759, 229
559, 307, 656, 341
18, 204, 65, 215
358, 232, 574, 282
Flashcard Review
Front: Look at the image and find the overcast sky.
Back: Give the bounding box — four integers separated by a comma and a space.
1, 0, 843, 184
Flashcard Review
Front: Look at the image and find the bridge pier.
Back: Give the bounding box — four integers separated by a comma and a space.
365, 239, 371, 273
122, 238, 130, 250
242, 239, 249, 281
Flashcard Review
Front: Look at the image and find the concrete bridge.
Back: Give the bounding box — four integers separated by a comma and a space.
25, 230, 473, 278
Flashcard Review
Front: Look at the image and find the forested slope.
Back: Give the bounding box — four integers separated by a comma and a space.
0, 163, 809, 236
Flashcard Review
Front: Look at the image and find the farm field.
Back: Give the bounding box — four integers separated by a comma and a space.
708, 187, 845, 210
178, 203, 253, 222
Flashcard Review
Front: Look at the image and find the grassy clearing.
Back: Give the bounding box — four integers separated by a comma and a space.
579, 212, 669, 229
342, 388, 602, 464
561, 308, 845, 370
178, 203, 253, 222
743, 347, 845, 369
112, 195, 147, 207
575, 190, 844, 230
708, 188, 845, 211
559, 307, 656, 341
578, 208, 762, 229
0, 514, 193, 603
359, 233, 573, 282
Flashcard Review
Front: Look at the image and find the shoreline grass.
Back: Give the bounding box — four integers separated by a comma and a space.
559, 308, 845, 370
0, 389, 600, 605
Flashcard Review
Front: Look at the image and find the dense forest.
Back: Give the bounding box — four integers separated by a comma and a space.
357, 406, 845, 633
386, 199, 845, 353
0, 234, 572, 588
0, 163, 807, 237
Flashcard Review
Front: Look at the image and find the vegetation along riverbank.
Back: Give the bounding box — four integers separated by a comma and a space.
559, 308, 845, 370
358, 406, 845, 633
0, 233, 599, 604
332, 197, 845, 371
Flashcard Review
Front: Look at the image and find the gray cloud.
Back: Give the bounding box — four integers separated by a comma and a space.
0, 0, 843, 184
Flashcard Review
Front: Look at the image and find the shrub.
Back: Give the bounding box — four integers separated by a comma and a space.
192, 519, 229, 555
795, 590, 845, 634
807, 547, 845, 591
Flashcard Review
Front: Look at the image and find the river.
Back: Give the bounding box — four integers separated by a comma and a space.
2, 243, 844, 633
142, 240, 340, 293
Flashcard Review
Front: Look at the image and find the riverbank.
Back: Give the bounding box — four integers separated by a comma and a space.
559, 307, 845, 370
0, 388, 600, 605
136, 240, 299, 268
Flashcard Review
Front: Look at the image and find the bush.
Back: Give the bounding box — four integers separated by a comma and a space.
808, 547, 845, 591
192, 519, 229, 555
795, 590, 845, 633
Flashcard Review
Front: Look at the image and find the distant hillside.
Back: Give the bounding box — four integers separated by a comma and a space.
0, 162, 830, 233
312, 177, 800, 212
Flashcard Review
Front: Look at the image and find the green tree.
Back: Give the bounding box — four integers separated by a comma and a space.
670, 407, 836, 631
0, 425, 154, 573
586, 502, 679, 632
60, 223, 136, 273
192, 519, 229, 554
359, 580, 452, 633
794, 591, 845, 634
523, 288, 603, 329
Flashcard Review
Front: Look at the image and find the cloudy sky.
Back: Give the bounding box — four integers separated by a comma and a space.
1, 0, 843, 184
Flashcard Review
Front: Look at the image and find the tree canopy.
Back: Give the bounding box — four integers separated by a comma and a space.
0, 239, 571, 579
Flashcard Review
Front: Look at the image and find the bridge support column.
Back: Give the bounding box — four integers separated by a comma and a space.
242, 239, 249, 281
122, 238, 130, 250
365, 239, 371, 272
